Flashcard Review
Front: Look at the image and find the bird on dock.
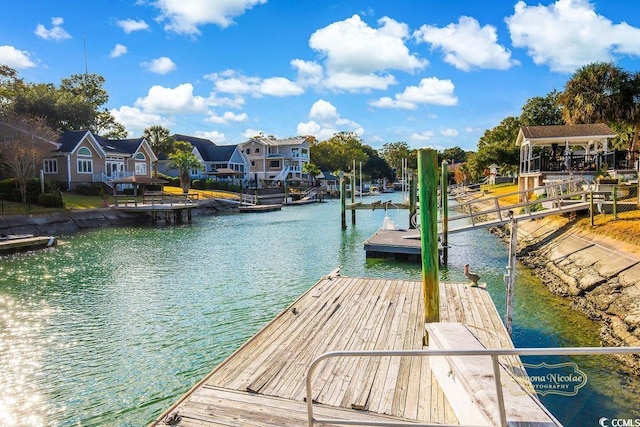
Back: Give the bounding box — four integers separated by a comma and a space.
464, 264, 480, 287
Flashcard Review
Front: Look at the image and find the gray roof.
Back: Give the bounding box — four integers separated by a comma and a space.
172, 134, 240, 162
520, 124, 615, 139
55, 130, 144, 155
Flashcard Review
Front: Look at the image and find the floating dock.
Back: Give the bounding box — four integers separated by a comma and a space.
0, 235, 56, 254
150, 275, 558, 426
238, 204, 282, 213
363, 229, 422, 261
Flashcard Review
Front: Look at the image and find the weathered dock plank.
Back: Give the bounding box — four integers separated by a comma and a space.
151, 277, 554, 427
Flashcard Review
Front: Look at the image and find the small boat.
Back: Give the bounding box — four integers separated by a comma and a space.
368, 186, 381, 196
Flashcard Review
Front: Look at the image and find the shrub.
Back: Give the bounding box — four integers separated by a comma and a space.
38, 193, 64, 208
75, 183, 103, 196
192, 179, 205, 190
122, 188, 135, 196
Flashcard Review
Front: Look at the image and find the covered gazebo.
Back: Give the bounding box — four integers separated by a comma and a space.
514, 123, 639, 192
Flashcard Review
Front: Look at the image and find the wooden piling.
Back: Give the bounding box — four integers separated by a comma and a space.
340, 174, 346, 230
440, 161, 449, 265
418, 149, 439, 325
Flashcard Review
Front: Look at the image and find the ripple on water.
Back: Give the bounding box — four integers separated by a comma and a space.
1, 198, 639, 426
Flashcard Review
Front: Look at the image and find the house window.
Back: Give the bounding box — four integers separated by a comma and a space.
270, 160, 280, 168
292, 148, 300, 158
77, 159, 93, 174
301, 148, 309, 158
246, 148, 251, 155
255, 148, 260, 154
135, 162, 147, 175
43, 159, 58, 174
77, 146, 91, 156
251, 161, 255, 167
135, 153, 146, 161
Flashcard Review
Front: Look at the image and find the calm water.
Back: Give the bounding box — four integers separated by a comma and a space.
0, 194, 638, 426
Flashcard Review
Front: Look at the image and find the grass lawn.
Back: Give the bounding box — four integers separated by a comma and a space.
0, 185, 238, 215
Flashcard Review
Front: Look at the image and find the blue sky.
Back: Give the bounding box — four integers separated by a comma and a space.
1, 0, 640, 151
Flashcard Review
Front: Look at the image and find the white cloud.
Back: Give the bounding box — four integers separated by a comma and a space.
242, 128, 267, 139
154, 0, 267, 34
506, 0, 640, 72
370, 77, 458, 109
291, 59, 323, 87
194, 130, 225, 143
141, 57, 177, 74
260, 77, 304, 97
34, 17, 71, 41
206, 111, 248, 124
414, 16, 518, 71
110, 106, 173, 136
134, 83, 207, 114
109, 44, 128, 58
206, 70, 303, 97
297, 99, 363, 141
204, 93, 245, 109
0, 45, 36, 69
441, 128, 459, 137
309, 15, 427, 91
410, 130, 435, 142
117, 19, 149, 34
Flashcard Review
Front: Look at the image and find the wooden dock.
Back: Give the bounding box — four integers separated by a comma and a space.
150, 275, 558, 426
0, 235, 56, 254
238, 204, 282, 213
363, 229, 422, 261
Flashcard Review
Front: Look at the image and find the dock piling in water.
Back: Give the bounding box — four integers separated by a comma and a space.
418, 149, 439, 325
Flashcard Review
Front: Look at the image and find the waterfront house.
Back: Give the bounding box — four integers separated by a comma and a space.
318, 170, 339, 192
238, 135, 312, 187
160, 134, 249, 186
516, 123, 638, 193
47, 130, 156, 190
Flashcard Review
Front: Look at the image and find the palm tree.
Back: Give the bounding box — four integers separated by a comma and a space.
143, 125, 174, 177
302, 162, 321, 187
168, 141, 203, 193
558, 61, 626, 125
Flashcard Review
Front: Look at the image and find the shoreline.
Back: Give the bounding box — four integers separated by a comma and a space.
0, 198, 238, 238
490, 214, 640, 373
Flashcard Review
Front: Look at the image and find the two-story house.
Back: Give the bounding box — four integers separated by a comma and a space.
238, 136, 312, 187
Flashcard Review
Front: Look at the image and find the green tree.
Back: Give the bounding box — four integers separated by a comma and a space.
520, 90, 564, 126
302, 162, 321, 186
362, 145, 394, 182
439, 146, 467, 164
143, 125, 174, 177
168, 141, 203, 193
558, 62, 626, 125
467, 116, 521, 181
379, 141, 417, 173
0, 113, 56, 202
310, 132, 368, 173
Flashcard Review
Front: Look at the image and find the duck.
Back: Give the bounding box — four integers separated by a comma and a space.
464, 264, 480, 287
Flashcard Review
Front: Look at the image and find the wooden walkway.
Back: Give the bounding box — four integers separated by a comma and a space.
150, 276, 551, 426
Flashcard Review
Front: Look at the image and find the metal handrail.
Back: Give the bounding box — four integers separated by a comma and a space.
305, 346, 640, 427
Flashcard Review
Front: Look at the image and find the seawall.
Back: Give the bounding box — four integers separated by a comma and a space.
0, 199, 239, 237
493, 216, 640, 373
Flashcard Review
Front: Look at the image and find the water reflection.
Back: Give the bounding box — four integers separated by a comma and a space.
0, 195, 637, 426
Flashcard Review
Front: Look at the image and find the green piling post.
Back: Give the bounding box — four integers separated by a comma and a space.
440, 161, 449, 265
612, 185, 617, 220
418, 149, 439, 326
340, 174, 346, 230
351, 172, 356, 226
409, 173, 417, 229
